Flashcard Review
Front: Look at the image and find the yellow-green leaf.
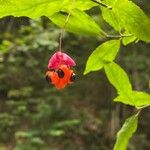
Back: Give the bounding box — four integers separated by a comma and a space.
50, 9, 104, 36
84, 40, 120, 75
114, 91, 150, 107
101, 7, 121, 31
0, 0, 67, 19
0, 0, 97, 19
122, 35, 137, 46
63, 0, 98, 11
114, 1, 150, 42
114, 113, 139, 150
104, 62, 132, 96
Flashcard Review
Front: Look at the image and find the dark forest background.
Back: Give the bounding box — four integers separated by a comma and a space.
0, 0, 149, 149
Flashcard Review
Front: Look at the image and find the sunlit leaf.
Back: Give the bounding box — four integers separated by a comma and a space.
101, 7, 121, 31
104, 62, 132, 96
84, 40, 120, 74
114, 0, 150, 42
0, 0, 98, 19
63, 0, 98, 11
105, 63, 150, 107
0, 0, 68, 19
103, 0, 124, 6
50, 9, 104, 36
114, 95, 134, 106
114, 91, 150, 107
132, 91, 150, 107
114, 113, 139, 150
122, 35, 137, 46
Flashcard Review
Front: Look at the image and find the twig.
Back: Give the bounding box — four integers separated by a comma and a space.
59, 13, 71, 51
58, 0, 75, 51
105, 34, 133, 39
91, 0, 112, 9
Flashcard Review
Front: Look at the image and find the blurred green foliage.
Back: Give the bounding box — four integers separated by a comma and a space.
0, 18, 82, 149
0, 17, 109, 150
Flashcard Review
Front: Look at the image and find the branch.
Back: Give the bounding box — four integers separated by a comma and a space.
105, 34, 133, 39
91, 0, 112, 9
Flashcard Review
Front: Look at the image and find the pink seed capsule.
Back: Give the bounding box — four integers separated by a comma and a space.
48, 51, 76, 69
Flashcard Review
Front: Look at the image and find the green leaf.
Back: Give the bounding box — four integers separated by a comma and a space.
50, 9, 104, 36
114, 113, 139, 150
104, 62, 132, 96
0, 0, 97, 19
63, 0, 98, 11
132, 91, 150, 107
114, 95, 134, 106
105, 63, 150, 107
101, 0, 124, 31
122, 35, 137, 46
84, 40, 120, 74
114, 1, 150, 42
101, 7, 121, 31
114, 91, 150, 107
102, 0, 117, 6
0, 0, 68, 19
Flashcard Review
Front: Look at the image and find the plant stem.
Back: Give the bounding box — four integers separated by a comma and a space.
59, 13, 71, 51
59, 0, 75, 51
105, 34, 133, 39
